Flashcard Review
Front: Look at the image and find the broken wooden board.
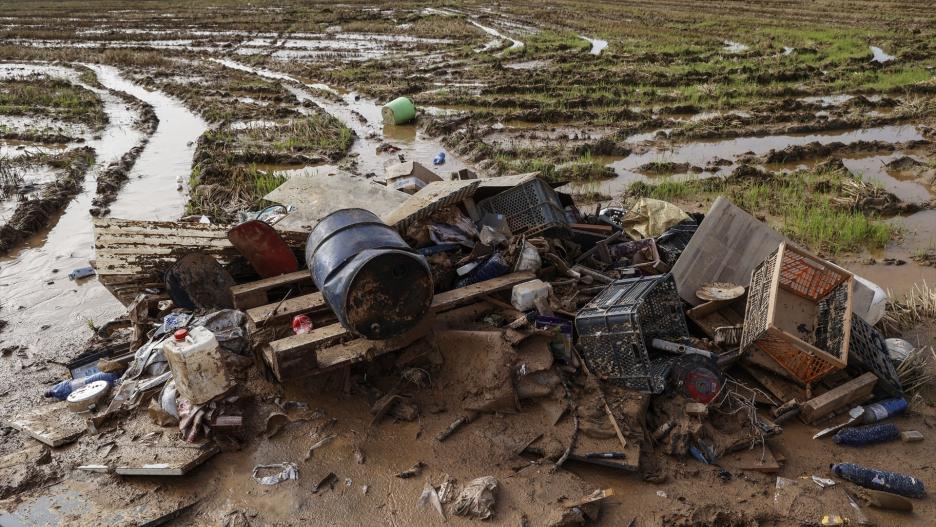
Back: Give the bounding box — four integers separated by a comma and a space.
430, 271, 535, 311
245, 291, 328, 331
265, 315, 434, 381
801, 372, 877, 424
78, 443, 218, 476
262, 272, 535, 381
4, 402, 86, 447
115, 443, 219, 476
231, 270, 313, 310
92, 217, 306, 306
739, 363, 807, 403
263, 165, 410, 232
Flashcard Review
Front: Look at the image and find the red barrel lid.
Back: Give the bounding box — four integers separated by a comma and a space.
174, 328, 189, 341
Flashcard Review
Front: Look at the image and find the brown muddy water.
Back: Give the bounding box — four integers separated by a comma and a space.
0, 62, 204, 357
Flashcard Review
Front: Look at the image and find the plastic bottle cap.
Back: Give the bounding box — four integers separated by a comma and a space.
174, 328, 189, 341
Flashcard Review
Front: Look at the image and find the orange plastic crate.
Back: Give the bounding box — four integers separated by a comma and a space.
740, 242, 854, 384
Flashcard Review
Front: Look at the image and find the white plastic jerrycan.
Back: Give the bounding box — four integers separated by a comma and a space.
163, 326, 234, 405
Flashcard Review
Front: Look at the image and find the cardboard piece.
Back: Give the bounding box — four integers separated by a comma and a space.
263, 165, 409, 231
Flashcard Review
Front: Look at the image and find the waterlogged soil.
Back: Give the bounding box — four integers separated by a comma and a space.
0, 1, 934, 526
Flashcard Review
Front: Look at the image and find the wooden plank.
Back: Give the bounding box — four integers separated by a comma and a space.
4, 402, 86, 447
431, 271, 535, 311
739, 363, 803, 403
114, 444, 219, 476
92, 218, 306, 306
261, 272, 534, 381
246, 292, 328, 329
231, 270, 313, 309
801, 372, 877, 424
264, 315, 433, 381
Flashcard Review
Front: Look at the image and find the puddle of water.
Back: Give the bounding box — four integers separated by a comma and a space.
212, 58, 468, 179
843, 153, 934, 203
581, 36, 608, 56
870, 46, 896, 63
800, 94, 854, 107
503, 59, 550, 70
595, 125, 924, 195
0, 140, 69, 158
847, 209, 936, 296
723, 40, 749, 53
89, 64, 207, 220
470, 20, 523, 53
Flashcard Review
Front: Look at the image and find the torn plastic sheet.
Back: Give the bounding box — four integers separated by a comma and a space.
252, 462, 299, 485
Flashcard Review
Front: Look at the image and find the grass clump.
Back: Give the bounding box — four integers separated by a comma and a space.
0, 78, 105, 126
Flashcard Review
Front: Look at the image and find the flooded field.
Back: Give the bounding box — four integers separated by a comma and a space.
0, 1, 934, 526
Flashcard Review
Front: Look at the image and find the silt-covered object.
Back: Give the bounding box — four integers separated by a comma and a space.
306, 208, 433, 340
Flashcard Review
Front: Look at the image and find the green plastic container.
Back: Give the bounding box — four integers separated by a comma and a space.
382, 96, 416, 125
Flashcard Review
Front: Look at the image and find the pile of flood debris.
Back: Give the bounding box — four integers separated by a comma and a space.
3, 161, 929, 524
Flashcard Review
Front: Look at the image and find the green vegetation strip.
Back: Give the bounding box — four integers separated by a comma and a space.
629, 166, 897, 254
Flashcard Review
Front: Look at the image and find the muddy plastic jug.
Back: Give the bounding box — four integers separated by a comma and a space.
163, 326, 233, 405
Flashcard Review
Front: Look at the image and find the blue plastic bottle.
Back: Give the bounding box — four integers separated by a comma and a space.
455, 253, 509, 288
433, 151, 446, 165
861, 398, 908, 423
44, 372, 120, 400
831, 463, 926, 498
833, 423, 900, 446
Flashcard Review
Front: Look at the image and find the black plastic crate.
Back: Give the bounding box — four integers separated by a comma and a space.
575, 273, 689, 393
476, 178, 568, 236
849, 315, 902, 397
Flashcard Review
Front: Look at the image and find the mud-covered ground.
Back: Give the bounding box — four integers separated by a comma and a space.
0, 1, 935, 526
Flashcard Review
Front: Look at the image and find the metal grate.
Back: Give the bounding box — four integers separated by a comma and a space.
849, 315, 902, 397
477, 178, 568, 236
575, 274, 688, 393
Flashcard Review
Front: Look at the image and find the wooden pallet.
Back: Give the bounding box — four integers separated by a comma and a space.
260, 271, 536, 381
232, 270, 314, 310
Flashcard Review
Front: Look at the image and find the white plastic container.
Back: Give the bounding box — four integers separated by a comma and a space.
162, 326, 233, 405
511, 279, 552, 311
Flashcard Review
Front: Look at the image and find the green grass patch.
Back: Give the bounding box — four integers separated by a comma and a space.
0, 78, 105, 126
628, 166, 897, 254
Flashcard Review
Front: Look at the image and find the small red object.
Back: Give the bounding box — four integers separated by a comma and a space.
292, 314, 313, 335
174, 328, 189, 341
683, 368, 721, 404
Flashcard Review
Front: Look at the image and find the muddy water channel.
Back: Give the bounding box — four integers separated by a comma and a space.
212, 59, 467, 178
0, 63, 204, 357
88, 65, 207, 219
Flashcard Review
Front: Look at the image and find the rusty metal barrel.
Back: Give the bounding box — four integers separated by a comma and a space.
305, 208, 433, 340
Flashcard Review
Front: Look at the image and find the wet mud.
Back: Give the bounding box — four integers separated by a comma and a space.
0, 1, 934, 526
